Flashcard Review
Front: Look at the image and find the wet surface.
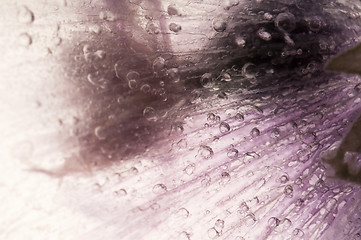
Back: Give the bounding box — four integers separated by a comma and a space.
1, 0, 361, 239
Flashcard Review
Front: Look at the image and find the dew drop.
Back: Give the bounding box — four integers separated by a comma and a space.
213, 20, 227, 32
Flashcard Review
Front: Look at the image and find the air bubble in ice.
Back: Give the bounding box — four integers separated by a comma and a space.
219, 121, 231, 133
284, 185, 293, 197
275, 12, 296, 32
94, 126, 107, 140
17, 6, 34, 24
169, 23, 181, 32
306, 16, 323, 32
207, 227, 219, 239
244, 213, 256, 226
214, 219, 225, 232
213, 20, 227, 32
200, 73, 213, 87
293, 228, 304, 237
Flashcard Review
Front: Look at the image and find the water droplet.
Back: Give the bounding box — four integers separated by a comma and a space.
275, 12, 296, 32
268, 217, 280, 228
214, 219, 225, 232
207, 227, 219, 239
271, 128, 280, 139
152, 184, 167, 194
242, 63, 257, 79
244, 213, 256, 226
235, 113, 244, 121
238, 202, 249, 215
143, 107, 158, 122
168, 68, 180, 83
167, 5, 179, 15
114, 188, 127, 196
257, 28, 272, 41
292, 228, 304, 237
200, 73, 213, 87
220, 172, 231, 184
140, 84, 151, 93
153, 57, 166, 73
169, 23, 182, 32
220, 72, 232, 82
227, 148, 239, 159
94, 126, 107, 140
279, 174, 289, 183
146, 21, 160, 34
251, 127, 260, 137
235, 36, 246, 47
99, 11, 116, 21
184, 164, 195, 175
17, 6, 34, 24
219, 122, 231, 133
18, 33, 32, 46
199, 145, 214, 159
306, 16, 323, 32
213, 20, 227, 32
284, 185, 293, 197
177, 208, 190, 218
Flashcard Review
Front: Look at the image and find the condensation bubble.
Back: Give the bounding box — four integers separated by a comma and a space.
114, 188, 127, 196
275, 12, 296, 32
143, 107, 158, 122
199, 145, 214, 159
152, 183, 167, 194
18, 33, 32, 46
219, 121, 231, 133
213, 20, 227, 32
220, 72, 232, 82
17, 6, 34, 24
235, 113, 244, 121
257, 28, 272, 41
169, 23, 182, 32
279, 174, 289, 183
146, 21, 160, 34
128, 79, 138, 89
